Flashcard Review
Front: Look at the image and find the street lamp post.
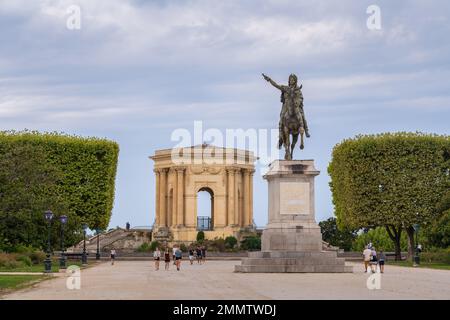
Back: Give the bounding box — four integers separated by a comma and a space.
82, 223, 88, 265
59, 215, 68, 269
44, 210, 54, 273
96, 228, 101, 260
413, 224, 420, 267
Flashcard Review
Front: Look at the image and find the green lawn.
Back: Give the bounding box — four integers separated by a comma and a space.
388, 260, 450, 270
0, 275, 45, 291
0, 261, 82, 273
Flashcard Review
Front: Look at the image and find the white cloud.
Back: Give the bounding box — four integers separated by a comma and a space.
0, 0, 368, 68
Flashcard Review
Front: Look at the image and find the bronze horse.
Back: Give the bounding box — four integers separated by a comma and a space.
279, 88, 305, 160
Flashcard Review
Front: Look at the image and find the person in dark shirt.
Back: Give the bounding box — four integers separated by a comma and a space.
164, 248, 171, 271
196, 247, 202, 264
201, 246, 207, 263
378, 250, 386, 273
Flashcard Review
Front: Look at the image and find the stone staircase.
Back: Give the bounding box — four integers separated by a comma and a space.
322, 240, 342, 252
69, 228, 150, 253
235, 251, 353, 273
71, 228, 123, 250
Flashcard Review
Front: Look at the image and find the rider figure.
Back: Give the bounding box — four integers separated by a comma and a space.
262, 73, 310, 148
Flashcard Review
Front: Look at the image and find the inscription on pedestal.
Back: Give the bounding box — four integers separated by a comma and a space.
270, 234, 287, 250
279, 182, 310, 215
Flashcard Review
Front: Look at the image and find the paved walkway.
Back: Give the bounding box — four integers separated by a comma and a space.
2, 261, 449, 300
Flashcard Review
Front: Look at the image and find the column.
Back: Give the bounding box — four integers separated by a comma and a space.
184, 193, 196, 228
234, 168, 239, 226
153, 169, 160, 226
224, 172, 229, 226
176, 167, 185, 227
159, 168, 168, 227
248, 169, 254, 226
171, 168, 178, 227
243, 169, 250, 227
227, 168, 235, 226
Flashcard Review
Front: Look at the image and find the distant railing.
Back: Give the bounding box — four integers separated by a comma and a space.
130, 226, 153, 230
197, 216, 212, 231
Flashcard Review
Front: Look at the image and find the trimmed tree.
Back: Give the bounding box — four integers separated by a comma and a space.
436, 190, 450, 218
0, 131, 119, 249
0, 142, 70, 250
423, 191, 450, 248
328, 132, 450, 260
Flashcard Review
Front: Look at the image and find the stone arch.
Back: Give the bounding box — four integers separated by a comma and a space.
197, 186, 214, 230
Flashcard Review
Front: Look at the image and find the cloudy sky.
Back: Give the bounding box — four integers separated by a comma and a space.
1, 0, 449, 228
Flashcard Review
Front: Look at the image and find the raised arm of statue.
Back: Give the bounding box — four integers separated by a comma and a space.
262, 73, 283, 91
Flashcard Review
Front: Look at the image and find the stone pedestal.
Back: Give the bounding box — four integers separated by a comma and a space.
235, 160, 352, 273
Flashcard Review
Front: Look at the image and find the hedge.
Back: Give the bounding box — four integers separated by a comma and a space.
0, 130, 119, 231
328, 132, 450, 257
329, 132, 450, 229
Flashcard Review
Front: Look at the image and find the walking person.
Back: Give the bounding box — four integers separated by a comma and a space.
164, 248, 171, 271
172, 245, 178, 265
196, 246, 202, 264
188, 247, 194, 265
363, 246, 371, 273
153, 247, 161, 271
378, 250, 386, 273
175, 247, 182, 271
370, 247, 378, 273
201, 246, 207, 263
110, 248, 116, 265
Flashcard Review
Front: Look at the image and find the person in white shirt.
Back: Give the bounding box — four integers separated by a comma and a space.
110, 248, 116, 265
363, 246, 372, 272
153, 247, 161, 271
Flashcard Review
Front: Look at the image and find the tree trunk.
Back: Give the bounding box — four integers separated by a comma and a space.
406, 226, 416, 262
385, 225, 402, 260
